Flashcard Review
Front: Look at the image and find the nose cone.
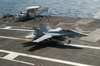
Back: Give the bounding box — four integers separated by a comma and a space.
83, 34, 88, 36
77, 33, 88, 37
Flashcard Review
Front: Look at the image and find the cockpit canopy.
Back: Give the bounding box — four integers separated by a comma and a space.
61, 29, 76, 32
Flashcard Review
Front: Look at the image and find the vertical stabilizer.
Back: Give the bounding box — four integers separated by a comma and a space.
40, 23, 48, 32
32, 27, 44, 36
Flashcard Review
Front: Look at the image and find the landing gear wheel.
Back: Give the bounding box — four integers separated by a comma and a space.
68, 40, 71, 44
66, 37, 71, 44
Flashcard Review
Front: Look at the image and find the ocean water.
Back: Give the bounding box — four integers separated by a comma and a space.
0, 0, 100, 19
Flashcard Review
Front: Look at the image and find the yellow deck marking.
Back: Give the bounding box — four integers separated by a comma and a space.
19, 38, 33, 41
78, 52, 100, 58
80, 29, 100, 42
57, 19, 95, 26
57, 22, 76, 25
79, 29, 97, 42
76, 19, 95, 24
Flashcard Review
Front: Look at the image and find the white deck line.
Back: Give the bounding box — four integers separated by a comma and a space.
57, 43, 100, 50
4, 26, 12, 29
0, 27, 54, 32
0, 57, 35, 65
69, 44, 100, 50
0, 28, 34, 31
0, 36, 19, 40
0, 49, 91, 66
3, 53, 19, 60
5, 25, 50, 28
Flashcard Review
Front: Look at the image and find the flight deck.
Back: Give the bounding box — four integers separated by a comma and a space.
0, 16, 100, 66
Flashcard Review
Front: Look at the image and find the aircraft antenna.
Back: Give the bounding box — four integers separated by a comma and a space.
47, 23, 51, 30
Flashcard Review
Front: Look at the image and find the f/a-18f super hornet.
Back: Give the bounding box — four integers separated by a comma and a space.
24, 23, 88, 44
15, 6, 49, 20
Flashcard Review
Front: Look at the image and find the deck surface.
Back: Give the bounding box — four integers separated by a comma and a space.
0, 16, 100, 66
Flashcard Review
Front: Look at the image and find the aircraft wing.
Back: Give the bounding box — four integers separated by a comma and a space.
33, 35, 52, 42
49, 27, 62, 31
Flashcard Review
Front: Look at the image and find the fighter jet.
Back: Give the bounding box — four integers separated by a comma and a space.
24, 23, 88, 44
